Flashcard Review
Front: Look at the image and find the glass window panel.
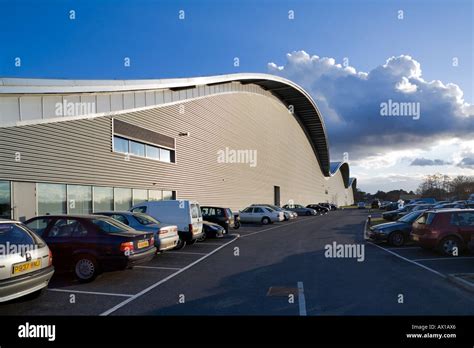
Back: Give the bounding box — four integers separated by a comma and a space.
0, 181, 11, 219
162, 190, 173, 200
114, 188, 132, 210
130, 141, 145, 157
146, 145, 160, 160
114, 136, 129, 154
93, 187, 114, 212
133, 189, 148, 205
160, 148, 171, 162
38, 183, 67, 215
148, 190, 162, 201
67, 185, 92, 215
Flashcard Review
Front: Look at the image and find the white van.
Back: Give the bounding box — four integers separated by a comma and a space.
130, 200, 203, 250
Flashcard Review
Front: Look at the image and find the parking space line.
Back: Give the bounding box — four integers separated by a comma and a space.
100, 234, 240, 316
134, 266, 182, 270
297, 281, 307, 316
413, 256, 474, 262
240, 218, 313, 238
367, 242, 446, 278
387, 246, 421, 250
47, 288, 133, 297
165, 251, 208, 255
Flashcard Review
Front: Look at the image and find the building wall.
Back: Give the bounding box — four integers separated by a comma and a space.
0, 88, 351, 218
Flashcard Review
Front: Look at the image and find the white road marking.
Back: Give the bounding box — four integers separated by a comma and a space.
297, 281, 307, 316
413, 256, 474, 262
165, 251, 208, 255
134, 266, 182, 270
48, 288, 133, 297
100, 234, 240, 316
367, 242, 446, 278
387, 246, 421, 250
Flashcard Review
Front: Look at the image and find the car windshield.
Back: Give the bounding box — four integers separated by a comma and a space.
0, 223, 38, 247
133, 213, 159, 225
398, 211, 422, 223
92, 218, 132, 233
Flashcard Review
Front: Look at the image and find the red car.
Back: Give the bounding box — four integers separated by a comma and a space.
411, 209, 474, 256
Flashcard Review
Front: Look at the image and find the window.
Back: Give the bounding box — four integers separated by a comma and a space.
133, 189, 148, 205
416, 213, 436, 225
162, 191, 174, 200
130, 140, 145, 157
68, 185, 92, 214
0, 181, 11, 219
148, 190, 162, 201
131, 206, 147, 213
49, 219, 81, 238
254, 207, 264, 213
160, 148, 171, 163
93, 187, 114, 212
456, 212, 474, 227
111, 214, 129, 225
38, 183, 67, 215
191, 204, 201, 219
146, 145, 160, 160
25, 217, 52, 237
114, 136, 129, 153
0, 223, 35, 247
93, 218, 130, 233
114, 188, 132, 210
264, 207, 274, 213
133, 213, 159, 225
242, 207, 253, 213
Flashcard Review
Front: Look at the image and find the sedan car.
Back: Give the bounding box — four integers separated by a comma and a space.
198, 221, 226, 241
382, 204, 418, 221
94, 211, 178, 252
368, 210, 425, 246
306, 204, 329, 215
24, 215, 156, 282
239, 206, 284, 225
250, 204, 297, 221
282, 204, 317, 216
0, 220, 54, 302
200, 206, 236, 232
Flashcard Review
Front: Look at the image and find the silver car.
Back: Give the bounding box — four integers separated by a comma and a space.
0, 220, 54, 302
250, 204, 297, 221
239, 206, 284, 225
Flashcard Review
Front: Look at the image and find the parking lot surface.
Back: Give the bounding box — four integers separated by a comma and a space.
2, 209, 474, 316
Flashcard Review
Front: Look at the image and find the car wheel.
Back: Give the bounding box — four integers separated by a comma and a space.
174, 238, 186, 250
284, 215, 289, 221
261, 217, 271, 225
233, 221, 241, 229
187, 238, 198, 245
438, 236, 462, 256
74, 255, 98, 283
388, 231, 405, 247
197, 232, 207, 242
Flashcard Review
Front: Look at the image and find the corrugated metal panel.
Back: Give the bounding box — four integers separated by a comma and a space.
0, 90, 343, 211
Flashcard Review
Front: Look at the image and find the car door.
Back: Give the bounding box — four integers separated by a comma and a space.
240, 207, 253, 222
44, 218, 77, 267
455, 212, 474, 243
253, 207, 264, 222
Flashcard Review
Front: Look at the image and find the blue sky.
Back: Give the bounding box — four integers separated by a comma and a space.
1, 0, 473, 193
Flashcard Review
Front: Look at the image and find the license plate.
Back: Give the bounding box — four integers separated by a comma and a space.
12, 259, 42, 275
137, 240, 149, 249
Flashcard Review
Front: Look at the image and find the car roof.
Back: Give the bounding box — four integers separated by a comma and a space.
201, 206, 230, 209
94, 211, 134, 215
0, 219, 20, 224
426, 208, 474, 213
31, 214, 109, 219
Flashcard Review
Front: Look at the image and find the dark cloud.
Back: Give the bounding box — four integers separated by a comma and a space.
268, 52, 474, 160
410, 158, 452, 166
458, 156, 474, 169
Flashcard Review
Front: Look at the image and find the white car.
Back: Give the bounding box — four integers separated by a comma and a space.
0, 220, 54, 302
239, 206, 284, 225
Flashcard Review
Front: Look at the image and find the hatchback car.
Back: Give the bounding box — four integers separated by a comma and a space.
306, 204, 329, 215
94, 211, 179, 252
411, 209, 474, 256
0, 220, 54, 302
198, 221, 226, 241
282, 204, 317, 216
200, 206, 236, 232
24, 215, 156, 282
239, 206, 284, 225
368, 210, 425, 246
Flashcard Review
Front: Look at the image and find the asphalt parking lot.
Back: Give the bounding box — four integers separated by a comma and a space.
2, 209, 474, 316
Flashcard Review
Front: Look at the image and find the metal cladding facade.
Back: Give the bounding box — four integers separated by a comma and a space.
0, 73, 356, 219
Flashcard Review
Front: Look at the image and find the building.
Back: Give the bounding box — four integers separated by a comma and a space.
0, 73, 355, 221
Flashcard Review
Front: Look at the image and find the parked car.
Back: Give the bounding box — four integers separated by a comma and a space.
306, 204, 330, 215
318, 203, 334, 211
282, 204, 317, 216
411, 209, 474, 256
198, 221, 226, 241
93, 211, 179, 252
250, 204, 297, 221
357, 202, 366, 209
0, 220, 54, 302
200, 206, 236, 232
239, 206, 284, 224
433, 202, 458, 209
382, 204, 419, 221
130, 200, 203, 250
382, 202, 399, 211
368, 210, 425, 246
24, 215, 156, 282
408, 198, 437, 204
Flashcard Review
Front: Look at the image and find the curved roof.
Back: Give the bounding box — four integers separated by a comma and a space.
0, 73, 332, 176
330, 161, 350, 188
